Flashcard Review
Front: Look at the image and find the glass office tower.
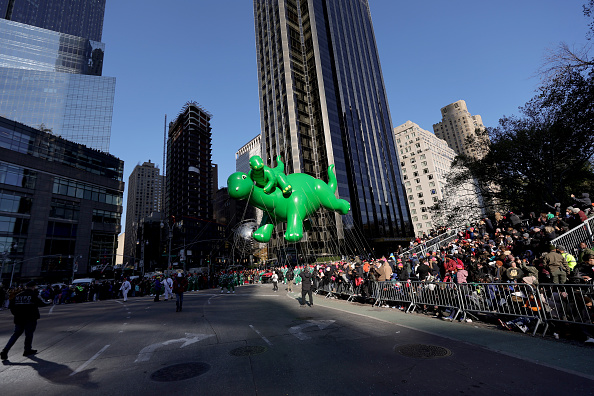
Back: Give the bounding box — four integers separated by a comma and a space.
0, 2, 114, 152
253, 0, 412, 256
1, 0, 106, 41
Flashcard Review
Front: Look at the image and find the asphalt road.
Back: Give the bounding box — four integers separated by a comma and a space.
0, 283, 593, 396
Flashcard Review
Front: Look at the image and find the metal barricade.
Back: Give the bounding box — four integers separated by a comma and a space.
550, 217, 594, 257
536, 283, 594, 336
314, 278, 354, 299
407, 281, 462, 318
373, 280, 415, 308
457, 283, 545, 336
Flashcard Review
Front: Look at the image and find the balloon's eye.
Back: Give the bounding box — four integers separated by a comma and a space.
242, 175, 247, 180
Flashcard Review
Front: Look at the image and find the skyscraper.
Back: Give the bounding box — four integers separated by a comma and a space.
253, 0, 412, 255
433, 100, 486, 158
0, 0, 115, 151
123, 161, 163, 264
166, 102, 220, 268
1, 0, 106, 41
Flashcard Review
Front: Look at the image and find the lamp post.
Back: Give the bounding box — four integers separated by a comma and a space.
0, 243, 17, 286
161, 216, 175, 276
71, 255, 83, 285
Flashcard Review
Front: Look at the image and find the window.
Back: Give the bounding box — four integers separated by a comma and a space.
433, 197, 438, 202
408, 195, 413, 201
421, 207, 427, 212
428, 174, 434, 180
422, 215, 428, 220
415, 186, 422, 191
413, 216, 418, 222
417, 192, 424, 198
419, 200, 425, 205
431, 189, 437, 195
415, 178, 420, 184
423, 168, 429, 174
411, 209, 417, 214
413, 172, 419, 177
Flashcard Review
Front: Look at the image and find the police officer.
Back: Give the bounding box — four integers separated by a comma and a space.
1, 281, 48, 360
300, 265, 314, 307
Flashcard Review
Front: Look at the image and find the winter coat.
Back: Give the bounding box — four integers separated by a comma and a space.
10, 288, 47, 324
456, 269, 468, 284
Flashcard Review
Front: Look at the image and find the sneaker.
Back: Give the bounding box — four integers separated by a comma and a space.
514, 323, 528, 333
585, 337, 594, 344
0, 350, 7, 360
23, 349, 37, 357
465, 319, 473, 323
232, 291, 235, 294
227, 291, 230, 294
442, 317, 453, 321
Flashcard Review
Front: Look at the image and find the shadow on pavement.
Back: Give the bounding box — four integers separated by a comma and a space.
3, 355, 99, 388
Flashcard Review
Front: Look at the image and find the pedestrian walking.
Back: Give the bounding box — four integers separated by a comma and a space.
163, 275, 174, 301
154, 277, 161, 302
1, 281, 48, 360
120, 278, 131, 302
173, 272, 188, 312
271, 271, 279, 291
300, 265, 313, 307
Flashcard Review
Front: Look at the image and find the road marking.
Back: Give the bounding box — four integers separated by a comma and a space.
49, 305, 55, 315
289, 320, 335, 340
70, 345, 110, 376
115, 301, 123, 305
135, 333, 214, 363
249, 325, 273, 346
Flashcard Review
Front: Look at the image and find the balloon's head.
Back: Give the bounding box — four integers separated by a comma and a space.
249, 155, 265, 171
227, 172, 254, 199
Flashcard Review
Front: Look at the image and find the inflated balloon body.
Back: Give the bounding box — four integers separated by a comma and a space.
227, 156, 350, 243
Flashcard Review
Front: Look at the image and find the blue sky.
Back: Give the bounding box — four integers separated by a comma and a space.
101, 1, 589, 229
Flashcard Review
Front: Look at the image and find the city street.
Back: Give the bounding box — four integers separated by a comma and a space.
1, 283, 593, 395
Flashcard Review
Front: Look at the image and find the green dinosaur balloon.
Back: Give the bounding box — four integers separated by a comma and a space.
227, 155, 350, 243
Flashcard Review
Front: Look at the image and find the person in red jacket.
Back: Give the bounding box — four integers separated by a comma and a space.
172, 273, 189, 312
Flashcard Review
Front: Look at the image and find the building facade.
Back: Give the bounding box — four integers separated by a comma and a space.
0, 3, 115, 152
253, 0, 412, 256
166, 102, 220, 269
394, 121, 456, 236
123, 161, 163, 265
235, 134, 262, 173
433, 100, 486, 158
1, 0, 106, 41
0, 116, 124, 284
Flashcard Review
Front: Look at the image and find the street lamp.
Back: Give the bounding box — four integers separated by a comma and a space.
161, 216, 175, 275
1, 242, 17, 287
71, 255, 83, 284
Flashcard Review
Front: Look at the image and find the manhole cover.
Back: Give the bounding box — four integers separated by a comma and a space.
150, 362, 210, 382
395, 344, 452, 359
229, 346, 267, 356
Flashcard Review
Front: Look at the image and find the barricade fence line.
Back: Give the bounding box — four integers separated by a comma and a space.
550, 217, 594, 258
311, 280, 593, 337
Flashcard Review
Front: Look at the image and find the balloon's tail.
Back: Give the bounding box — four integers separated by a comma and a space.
327, 164, 337, 193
